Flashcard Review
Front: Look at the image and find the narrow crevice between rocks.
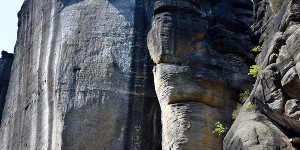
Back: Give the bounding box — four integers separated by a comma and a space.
154, 6, 203, 17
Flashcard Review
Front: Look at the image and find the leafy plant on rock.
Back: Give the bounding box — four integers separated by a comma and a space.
213, 122, 227, 135
232, 104, 243, 120
232, 90, 250, 119
246, 103, 257, 112
251, 46, 262, 53
239, 90, 250, 103
248, 65, 263, 79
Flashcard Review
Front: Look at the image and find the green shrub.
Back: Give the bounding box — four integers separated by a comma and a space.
232, 90, 250, 120
239, 90, 250, 103
251, 46, 262, 53
213, 122, 227, 135
248, 65, 263, 78
232, 104, 243, 119
246, 104, 257, 112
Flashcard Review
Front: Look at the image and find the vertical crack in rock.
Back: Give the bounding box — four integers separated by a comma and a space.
0, 51, 13, 125
123, 1, 162, 149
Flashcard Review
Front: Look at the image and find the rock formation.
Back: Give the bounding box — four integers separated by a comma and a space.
0, 51, 13, 124
1, 0, 300, 150
224, 0, 300, 149
147, 0, 254, 149
0, 0, 161, 149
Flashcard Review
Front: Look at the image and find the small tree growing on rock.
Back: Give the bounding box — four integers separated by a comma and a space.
251, 46, 262, 53
213, 122, 227, 135
248, 65, 263, 79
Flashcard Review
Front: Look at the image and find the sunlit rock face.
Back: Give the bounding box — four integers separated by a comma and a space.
147, 0, 254, 149
0, 0, 161, 149
6, 0, 300, 149
0, 51, 13, 124
224, 0, 300, 149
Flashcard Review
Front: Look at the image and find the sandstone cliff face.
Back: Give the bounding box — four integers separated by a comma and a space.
1, 0, 255, 149
224, 0, 300, 149
147, 0, 254, 149
2, 0, 300, 150
0, 0, 161, 149
0, 51, 13, 124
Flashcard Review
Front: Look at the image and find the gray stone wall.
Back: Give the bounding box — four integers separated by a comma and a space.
0, 0, 160, 149
224, 0, 300, 149
3, 0, 300, 149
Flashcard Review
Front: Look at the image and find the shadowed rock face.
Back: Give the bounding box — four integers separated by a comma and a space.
0, 51, 13, 124
147, 0, 254, 149
224, 0, 300, 149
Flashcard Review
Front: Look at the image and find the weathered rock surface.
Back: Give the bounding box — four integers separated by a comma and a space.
0, 51, 13, 124
224, 101, 295, 150
147, 0, 254, 149
2, 0, 300, 149
225, 0, 300, 149
0, 0, 161, 149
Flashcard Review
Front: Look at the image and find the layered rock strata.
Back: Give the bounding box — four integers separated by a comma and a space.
0, 51, 13, 124
224, 0, 300, 149
3, 0, 300, 149
147, 0, 254, 149
0, 0, 161, 149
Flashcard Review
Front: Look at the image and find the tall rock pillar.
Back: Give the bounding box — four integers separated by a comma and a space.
147, 0, 254, 149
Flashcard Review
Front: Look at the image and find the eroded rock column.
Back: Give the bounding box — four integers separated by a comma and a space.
147, 0, 254, 149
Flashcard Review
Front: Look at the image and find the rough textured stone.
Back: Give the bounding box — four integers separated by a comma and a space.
285, 99, 300, 119
225, 0, 300, 149
3, 0, 300, 149
281, 67, 300, 100
0, 0, 161, 150
224, 101, 295, 150
148, 0, 254, 149
0, 51, 13, 124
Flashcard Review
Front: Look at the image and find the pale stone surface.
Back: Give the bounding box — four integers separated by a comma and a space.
0, 0, 161, 150
224, 101, 295, 150
285, 99, 300, 119
3, 0, 300, 149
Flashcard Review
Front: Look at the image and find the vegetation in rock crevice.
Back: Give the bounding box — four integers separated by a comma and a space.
232, 104, 243, 120
213, 122, 227, 136
232, 90, 250, 119
248, 65, 264, 79
239, 90, 250, 103
251, 46, 262, 53
246, 103, 257, 112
